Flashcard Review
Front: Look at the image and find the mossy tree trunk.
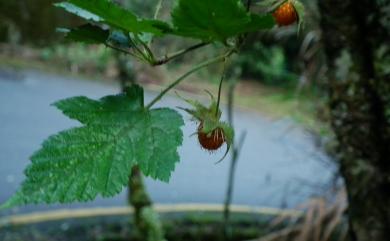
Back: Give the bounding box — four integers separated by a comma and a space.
115, 31, 165, 240
118, 67, 165, 241
319, 0, 390, 240
128, 166, 165, 241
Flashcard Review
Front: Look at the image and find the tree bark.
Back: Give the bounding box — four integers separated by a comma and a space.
318, 0, 390, 240
129, 166, 165, 241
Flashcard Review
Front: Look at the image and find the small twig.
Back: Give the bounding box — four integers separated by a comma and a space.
152, 42, 210, 66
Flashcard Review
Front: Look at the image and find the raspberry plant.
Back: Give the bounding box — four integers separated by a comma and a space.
1, 0, 303, 209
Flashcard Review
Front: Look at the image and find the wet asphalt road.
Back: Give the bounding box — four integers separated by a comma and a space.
0, 68, 335, 215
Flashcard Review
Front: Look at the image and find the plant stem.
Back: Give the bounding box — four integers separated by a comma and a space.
223, 78, 246, 240
129, 36, 151, 61
153, 0, 164, 20
223, 132, 246, 240
105, 43, 131, 55
152, 42, 210, 66
215, 58, 227, 116
135, 34, 155, 62
148, 0, 164, 48
146, 51, 232, 109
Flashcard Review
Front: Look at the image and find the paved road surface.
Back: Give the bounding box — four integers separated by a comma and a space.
0, 68, 335, 215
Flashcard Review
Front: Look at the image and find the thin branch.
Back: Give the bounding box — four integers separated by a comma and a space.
146, 51, 233, 109
152, 42, 210, 66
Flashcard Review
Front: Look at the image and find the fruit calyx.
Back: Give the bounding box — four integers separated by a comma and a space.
177, 91, 234, 163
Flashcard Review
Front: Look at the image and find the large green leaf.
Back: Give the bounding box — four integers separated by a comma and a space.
55, 0, 171, 35
171, 0, 275, 42
1, 86, 184, 208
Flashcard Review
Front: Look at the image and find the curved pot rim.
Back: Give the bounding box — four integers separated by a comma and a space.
0, 203, 302, 227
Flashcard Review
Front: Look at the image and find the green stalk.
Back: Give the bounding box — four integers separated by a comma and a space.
146, 52, 233, 109
148, 0, 164, 48
215, 58, 227, 116
153, 0, 164, 19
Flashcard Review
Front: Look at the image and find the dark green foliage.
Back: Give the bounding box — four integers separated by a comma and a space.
60, 24, 109, 44
55, 0, 171, 35
233, 42, 298, 86
171, 0, 275, 42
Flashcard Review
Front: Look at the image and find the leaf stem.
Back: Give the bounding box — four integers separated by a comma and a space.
153, 0, 164, 20
148, 0, 164, 48
152, 42, 210, 66
105, 43, 145, 62
105, 43, 131, 55
129, 36, 150, 61
135, 34, 155, 62
215, 58, 227, 116
146, 51, 233, 109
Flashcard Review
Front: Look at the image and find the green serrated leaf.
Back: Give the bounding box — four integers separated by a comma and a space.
55, 0, 171, 35
63, 24, 109, 44
2, 85, 184, 208
55, 2, 102, 21
171, 0, 275, 42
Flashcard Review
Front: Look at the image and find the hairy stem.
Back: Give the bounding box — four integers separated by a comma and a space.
216, 58, 227, 116
146, 51, 233, 109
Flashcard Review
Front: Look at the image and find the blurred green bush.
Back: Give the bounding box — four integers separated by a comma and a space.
40, 44, 117, 77
232, 42, 298, 86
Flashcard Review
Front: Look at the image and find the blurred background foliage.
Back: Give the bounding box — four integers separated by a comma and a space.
2, 1, 389, 240
0, 0, 331, 134
0, 0, 320, 86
